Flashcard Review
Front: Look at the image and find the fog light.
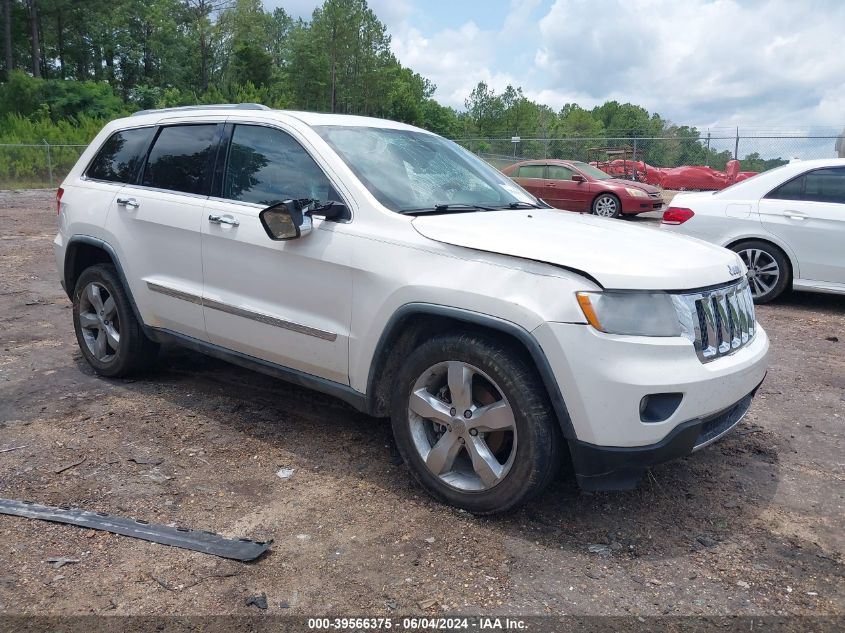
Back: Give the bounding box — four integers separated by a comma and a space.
639, 393, 683, 423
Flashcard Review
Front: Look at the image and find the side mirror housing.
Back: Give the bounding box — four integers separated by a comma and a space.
259, 200, 313, 241
571, 174, 586, 183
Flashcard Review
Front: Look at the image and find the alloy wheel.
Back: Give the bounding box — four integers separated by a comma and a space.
407, 361, 517, 492
737, 248, 780, 299
78, 281, 120, 362
594, 195, 618, 217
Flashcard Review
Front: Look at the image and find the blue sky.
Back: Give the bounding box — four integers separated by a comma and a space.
263, 0, 845, 132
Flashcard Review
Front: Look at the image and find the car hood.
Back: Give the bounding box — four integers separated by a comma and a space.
411, 209, 744, 290
605, 179, 660, 193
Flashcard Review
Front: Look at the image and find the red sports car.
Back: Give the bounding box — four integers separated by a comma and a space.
502, 159, 664, 218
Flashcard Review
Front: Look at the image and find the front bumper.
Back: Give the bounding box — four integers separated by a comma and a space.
568, 380, 763, 490
532, 320, 769, 489
620, 196, 664, 214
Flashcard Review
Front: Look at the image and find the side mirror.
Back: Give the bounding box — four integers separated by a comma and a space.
571, 174, 586, 183
259, 200, 312, 241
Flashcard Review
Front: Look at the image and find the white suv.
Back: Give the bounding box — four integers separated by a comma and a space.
54, 104, 769, 514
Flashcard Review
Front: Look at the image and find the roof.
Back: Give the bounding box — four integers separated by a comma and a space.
124, 104, 426, 133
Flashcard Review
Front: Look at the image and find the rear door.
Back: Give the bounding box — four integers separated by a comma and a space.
201, 122, 353, 384
510, 164, 546, 200
758, 167, 845, 283
105, 122, 221, 340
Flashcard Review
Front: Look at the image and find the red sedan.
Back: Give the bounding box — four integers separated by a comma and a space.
502, 159, 664, 218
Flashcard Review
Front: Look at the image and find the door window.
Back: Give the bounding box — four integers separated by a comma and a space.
804, 168, 845, 204
86, 127, 155, 183
547, 165, 575, 181
142, 124, 218, 195
766, 168, 845, 204
223, 125, 333, 206
515, 165, 545, 179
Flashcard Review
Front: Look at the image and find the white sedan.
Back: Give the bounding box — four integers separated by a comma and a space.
661, 158, 845, 302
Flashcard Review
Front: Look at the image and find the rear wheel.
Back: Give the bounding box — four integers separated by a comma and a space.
730, 240, 790, 303
72, 264, 159, 376
592, 193, 621, 218
390, 333, 561, 514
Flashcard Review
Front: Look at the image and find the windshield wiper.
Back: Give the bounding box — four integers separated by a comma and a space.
399, 203, 496, 215
504, 201, 542, 209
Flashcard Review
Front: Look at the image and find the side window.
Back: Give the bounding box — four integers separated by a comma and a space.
224, 125, 333, 206
516, 165, 545, 179
142, 124, 218, 195
766, 175, 804, 201
86, 127, 154, 183
547, 165, 575, 181
803, 168, 845, 204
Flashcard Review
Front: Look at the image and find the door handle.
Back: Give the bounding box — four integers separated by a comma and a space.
782, 210, 807, 220
116, 197, 139, 209
208, 214, 240, 227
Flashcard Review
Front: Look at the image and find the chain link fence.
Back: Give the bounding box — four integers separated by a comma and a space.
1, 130, 842, 189
0, 142, 88, 189
455, 132, 844, 175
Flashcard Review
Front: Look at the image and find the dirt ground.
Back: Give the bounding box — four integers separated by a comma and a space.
0, 189, 843, 617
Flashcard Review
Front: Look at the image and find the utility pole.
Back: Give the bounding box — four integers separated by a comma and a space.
28, 0, 42, 78
734, 126, 739, 160
3, 0, 12, 79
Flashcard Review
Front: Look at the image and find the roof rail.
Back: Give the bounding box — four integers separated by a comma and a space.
131, 103, 271, 117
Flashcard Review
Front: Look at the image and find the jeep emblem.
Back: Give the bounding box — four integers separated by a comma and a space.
728, 263, 741, 276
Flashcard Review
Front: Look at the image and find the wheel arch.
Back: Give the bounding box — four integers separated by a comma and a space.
64, 236, 145, 327
365, 303, 576, 440
592, 190, 621, 212
724, 235, 796, 283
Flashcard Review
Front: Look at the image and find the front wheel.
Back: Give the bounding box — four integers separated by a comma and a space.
592, 193, 621, 218
390, 333, 561, 514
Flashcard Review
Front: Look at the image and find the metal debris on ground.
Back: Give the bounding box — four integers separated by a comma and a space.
53, 458, 85, 474
0, 498, 272, 561
45, 557, 80, 569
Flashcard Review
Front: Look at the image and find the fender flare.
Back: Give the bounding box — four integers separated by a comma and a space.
64, 235, 146, 329
365, 303, 577, 440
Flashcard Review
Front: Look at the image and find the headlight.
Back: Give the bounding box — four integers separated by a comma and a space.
625, 187, 647, 197
576, 291, 681, 337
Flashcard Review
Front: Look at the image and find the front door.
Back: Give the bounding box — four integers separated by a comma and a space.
545, 164, 590, 211
758, 166, 845, 284
201, 123, 352, 384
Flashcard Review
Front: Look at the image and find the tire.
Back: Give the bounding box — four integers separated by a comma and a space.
730, 240, 790, 303
591, 193, 621, 218
72, 264, 159, 377
390, 333, 561, 515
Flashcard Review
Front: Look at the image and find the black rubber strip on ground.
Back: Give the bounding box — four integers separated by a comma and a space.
0, 498, 272, 561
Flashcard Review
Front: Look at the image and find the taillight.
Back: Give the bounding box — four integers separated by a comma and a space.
662, 206, 694, 225
56, 187, 64, 215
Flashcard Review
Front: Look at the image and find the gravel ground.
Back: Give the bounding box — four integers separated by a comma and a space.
0, 189, 843, 617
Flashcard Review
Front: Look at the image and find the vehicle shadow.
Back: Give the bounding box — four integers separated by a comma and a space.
119, 343, 786, 563
769, 289, 845, 314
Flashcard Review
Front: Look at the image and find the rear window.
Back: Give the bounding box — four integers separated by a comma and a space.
86, 127, 154, 183
142, 124, 218, 195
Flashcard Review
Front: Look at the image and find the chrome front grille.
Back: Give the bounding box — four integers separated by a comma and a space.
674, 279, 756, 363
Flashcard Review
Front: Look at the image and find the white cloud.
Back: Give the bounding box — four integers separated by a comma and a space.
263, 0, 845, 130
533, 0, 845, 128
